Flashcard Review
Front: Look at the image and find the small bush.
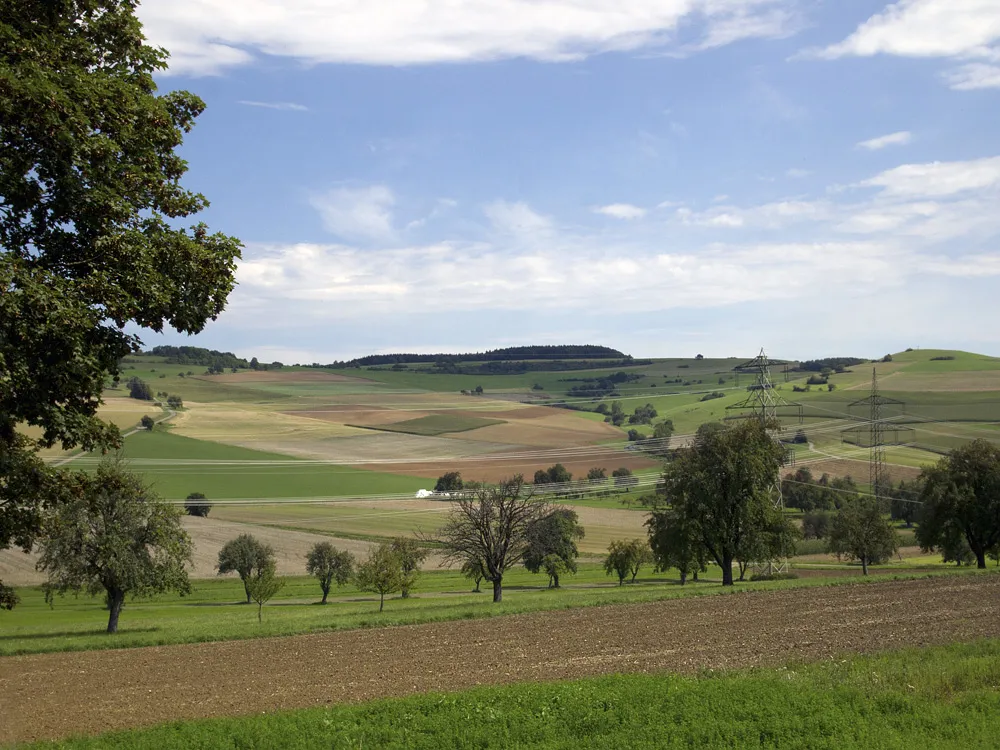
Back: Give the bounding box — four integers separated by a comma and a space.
749, 572, 799, 581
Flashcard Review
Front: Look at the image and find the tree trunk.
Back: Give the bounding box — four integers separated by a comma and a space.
379, 591, 385, 612
474, 577, 481, 593
692, 571, 698, 582
861, 556, 868, 576
106, 589, 125, 634
243, 577, 251, 604
721, 555, 734, 586
257, 601, 263, 622
492, 577, 503, 603
975, 550, 986, 569
552, 573, 560, 589
321, 583, 330, 604
680, 570, 687, 586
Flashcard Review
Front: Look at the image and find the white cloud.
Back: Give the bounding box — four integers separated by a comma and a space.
943, 62, 1000, 90
139, 0, 802, 76
786, 168, 811, 178
857, 156, 1000, 198
857, 131, 912, 150
594, 203, 647, 220
308, 185, 396, 242
483, 201, 552, 234
238, 100, 309, 111
811, 0, 1000, 90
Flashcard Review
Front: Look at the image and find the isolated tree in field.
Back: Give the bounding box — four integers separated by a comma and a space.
461, 556, 488, 592
523, 509, 584, 588
140, 415, 155, 431
610, 401, 626, 426
647, 507, 706, 585
651, 419, 675, 449
217, 534, 276, 604
305, 542, 355, 603
435, 476, 550, 603
166, 395, 183, 409
626, 538, 652, 582
246, 568, 284, 623
434, 472, 464, 493
128, 377, 154, 401
389, 537, 428, 598
604, 540, 639, 586
0, 2, 241, 608
35, 459, 192, 634
916, 440, 1000, 569
354, 543, 404, 612
827, 499, 899, 575
657, 420, 790, 586
184, 492, 212, 517
586, 467, 608, 483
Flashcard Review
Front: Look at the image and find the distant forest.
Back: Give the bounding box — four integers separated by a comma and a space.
794, 357, 869, 372
334, 345, 628, 367
144, 346, 250, 369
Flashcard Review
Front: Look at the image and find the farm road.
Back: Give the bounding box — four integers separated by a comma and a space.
3, 574, 999, 744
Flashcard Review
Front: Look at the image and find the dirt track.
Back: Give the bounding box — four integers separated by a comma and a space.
2, 575, 999, 744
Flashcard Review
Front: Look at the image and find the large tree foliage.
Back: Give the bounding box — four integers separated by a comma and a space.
305, 542, 354, 604
916, 440, 1000, 569
655, 420, 791, 586
647, 508, 707, 585
217, 534, 275, 604
603, 539, 652, 586
435, 476, 550, 602
0, 0, 241, 603
523, 508, 584, 588
827, 498, 899, 575
389, 537, 427, 598
35, 458, 192, 633
354, 542, 404, 612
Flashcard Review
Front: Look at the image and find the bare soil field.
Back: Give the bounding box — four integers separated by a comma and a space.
2, 574, 997, 744
796, 457, 922, 482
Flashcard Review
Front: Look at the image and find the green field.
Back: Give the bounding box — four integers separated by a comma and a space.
353, 413, 505, 436
4, 565, 985, 657
78, 431, 429, 500
29, 640, 1000, 749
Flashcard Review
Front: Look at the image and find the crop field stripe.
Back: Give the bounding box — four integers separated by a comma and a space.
24, 640, 1000, 749
3, 574, 998, 745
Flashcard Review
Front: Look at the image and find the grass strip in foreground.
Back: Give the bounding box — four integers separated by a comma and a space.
30, 640, 1000, 749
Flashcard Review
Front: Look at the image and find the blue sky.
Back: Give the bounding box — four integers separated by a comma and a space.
140, 0, 1000, 363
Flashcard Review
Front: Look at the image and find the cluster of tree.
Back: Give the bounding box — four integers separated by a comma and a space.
248, 357, 283, 371
534, 463, 573, 486
794, 358, 866, 373
147, 346, 249, 370
647, 421, 798, 586
699, 391, 726, 402
565, 371, 645, 398
0, 1, 241, 611
780, 468, 866, 511
628, 404, 658, 425
127, 377, 153, 401
336, 346, 628, 367
431, 358, 650, 376
603, 539, 652, 585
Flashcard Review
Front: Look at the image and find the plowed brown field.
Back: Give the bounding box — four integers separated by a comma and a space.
2, 575, 998, 744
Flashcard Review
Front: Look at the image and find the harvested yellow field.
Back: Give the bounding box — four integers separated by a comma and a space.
874, 371, 1000, 391
172, 402, 369, 445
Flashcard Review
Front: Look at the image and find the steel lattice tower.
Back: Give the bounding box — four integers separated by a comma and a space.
840, 367, 914, 508
725, 348, 802, 575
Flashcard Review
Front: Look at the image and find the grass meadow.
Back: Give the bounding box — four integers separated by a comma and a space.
4, 564, 988, 658
354, 413, 506, 436
28, 639, 1000, 749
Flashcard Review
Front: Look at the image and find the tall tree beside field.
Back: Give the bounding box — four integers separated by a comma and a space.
827, 499, 899, 575
35, 458, 192, 634
916, 440, 1000, 569
647, 507, 706, 585
603, 540, 639, 586
305, 543, 355, 604
435, 476, 551, 603
217, 534, 276, 604
389, 537, 427, 598
434, 472, 464, 493
0, 1, 241, 608
655, 420, 791, 586
354, 543, 405, 612
523, 509, 584, 588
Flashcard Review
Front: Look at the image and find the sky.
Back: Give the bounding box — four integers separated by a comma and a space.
139, 0, 1000, 363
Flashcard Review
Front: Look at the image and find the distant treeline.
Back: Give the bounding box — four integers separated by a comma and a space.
794, 357, 868, 372
146, 346, 249, 369
427, 358, 651, 376
332, 345, 627, 367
